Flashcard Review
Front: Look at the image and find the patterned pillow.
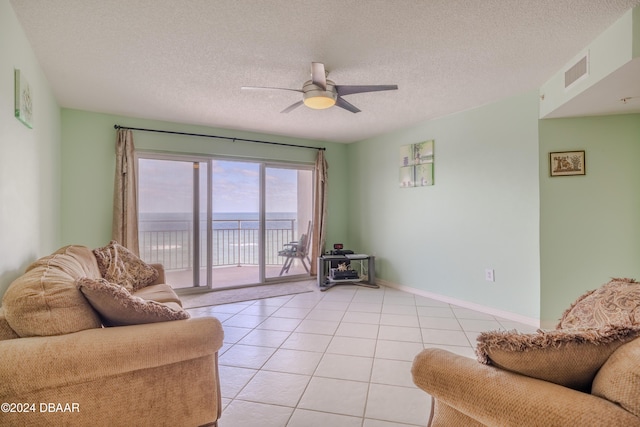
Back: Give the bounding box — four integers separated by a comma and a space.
93, 240, 158, 292
76, 277, 189, 326
476, 326, 640, 392
557, 278, 640, 329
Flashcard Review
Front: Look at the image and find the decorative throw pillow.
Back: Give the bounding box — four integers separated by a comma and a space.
93, 240, 158, 292
76, 277, 189, 327
557, 278, 640, 329
592, 337, 640, 417
475, 326, 640, 392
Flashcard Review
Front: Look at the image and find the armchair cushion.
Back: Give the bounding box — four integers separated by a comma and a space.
93, 240, 158, 291
77, 277, 190, 326
557, 277, 640, 329
1, 245, 102, 337
133, 283, 182, 305
475, 325, 640, 391
592, 337, 640, 417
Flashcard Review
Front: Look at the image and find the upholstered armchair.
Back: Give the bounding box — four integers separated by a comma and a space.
411, 278, 640, 426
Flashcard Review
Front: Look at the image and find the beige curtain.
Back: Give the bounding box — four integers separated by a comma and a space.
310, 150, 328, 275
112, 129, 140, 255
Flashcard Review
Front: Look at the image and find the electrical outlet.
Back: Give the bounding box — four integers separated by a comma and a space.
485, 269, 495, 282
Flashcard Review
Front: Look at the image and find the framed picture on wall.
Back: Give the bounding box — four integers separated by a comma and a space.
549, 150, 585, 176
14, 69, 33, 129
399, 140, 434, 187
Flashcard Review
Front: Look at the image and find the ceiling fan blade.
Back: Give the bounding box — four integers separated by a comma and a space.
335, 84, 398, 96
311, 62, 327, 90
241, 86, 302, 93
335, 97, 361, 114
281, 100, 304, 113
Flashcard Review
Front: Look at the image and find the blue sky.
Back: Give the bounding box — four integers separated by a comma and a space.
138, 158, 300, 213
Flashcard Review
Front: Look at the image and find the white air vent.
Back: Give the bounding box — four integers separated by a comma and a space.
564, 53, 589, 89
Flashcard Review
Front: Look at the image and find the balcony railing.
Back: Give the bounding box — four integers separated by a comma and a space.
139, 218, 298, 271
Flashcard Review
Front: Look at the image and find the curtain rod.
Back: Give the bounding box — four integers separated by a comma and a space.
113, 125, 326, 151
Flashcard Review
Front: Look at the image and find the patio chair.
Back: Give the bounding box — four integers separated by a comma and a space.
278, 222, 311, 276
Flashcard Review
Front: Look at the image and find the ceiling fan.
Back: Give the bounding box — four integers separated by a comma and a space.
242, 62, 398, 113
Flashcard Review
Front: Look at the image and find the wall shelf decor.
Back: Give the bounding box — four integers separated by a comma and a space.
14, 69, 33, 128
549, 150, 585, 176
399, 140, 434, 187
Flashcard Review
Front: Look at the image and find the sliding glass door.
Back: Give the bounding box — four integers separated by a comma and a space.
211, 160, 260, 288
265, 166, 313, 280
138, 156, 209, 289
137, 154, 313, 291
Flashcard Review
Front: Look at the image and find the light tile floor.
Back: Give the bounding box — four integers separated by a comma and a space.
187, 284, 538, 427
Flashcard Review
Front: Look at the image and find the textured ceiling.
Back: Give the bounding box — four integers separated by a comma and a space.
10, 0, 640, 143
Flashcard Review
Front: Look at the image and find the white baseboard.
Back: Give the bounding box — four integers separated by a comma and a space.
377, 279, 540, 328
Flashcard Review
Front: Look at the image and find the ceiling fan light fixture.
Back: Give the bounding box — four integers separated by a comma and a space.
303, 94, 336, 109
302, 80, 337, 109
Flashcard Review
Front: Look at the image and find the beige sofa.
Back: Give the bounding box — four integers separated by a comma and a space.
0, 245, 224, 427
411, 278, 640, 426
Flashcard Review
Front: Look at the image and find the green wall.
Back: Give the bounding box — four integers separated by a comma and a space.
539, 114, 640, 327
348, 91, 541, 323
60, 109, 350, 250
0, 0, 61, 296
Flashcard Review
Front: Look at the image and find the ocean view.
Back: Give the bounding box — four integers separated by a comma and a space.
140, 212, 299, 230
138, 212, 302, 269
